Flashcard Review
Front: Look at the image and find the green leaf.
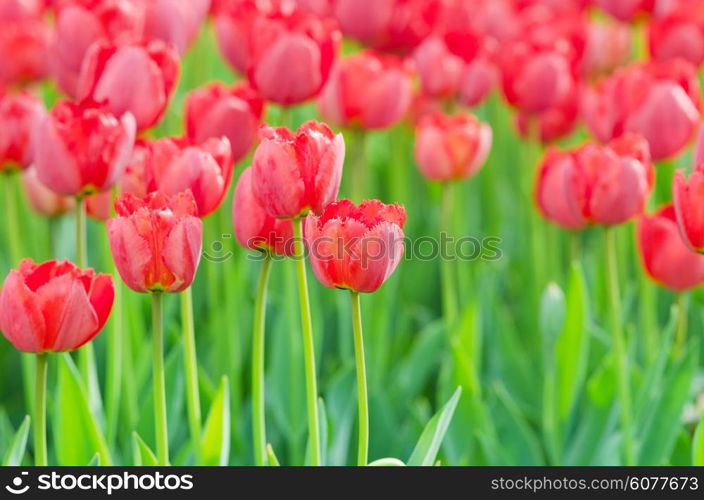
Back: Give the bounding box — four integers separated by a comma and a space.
693, 414, 704, 466
53, 354, 111, 466
132, 432, 158, 466
2, 415, 30, 466
200, 376, 230, 466
266, 444, 281, 466
87, 453, 100, 466
407, 387, 462, 466
368, 457, 405, 466
540, 283, 565, 347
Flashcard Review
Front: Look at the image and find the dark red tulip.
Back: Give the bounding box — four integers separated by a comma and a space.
108, 191, 202, 293
648, 0, 704, 67
143, 0, 210, 55
232, 166, 293, 256
638, 204, 704, 291
582, 59, 702, 160
52, 0, 146, 98
0, 90, 43, 170
33, 100, 136, 196
535, 134, 654, 228
184, 82, 264, 164
0, 259, 114, 352
305, 199, 406, 293
252, 121, 344, 219
318, 50, 413, 130
76, 39, 180, 131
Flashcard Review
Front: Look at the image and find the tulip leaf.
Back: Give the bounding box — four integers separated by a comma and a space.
132, 432, 158, 466
2, 415, 30, 466
266, 444, 280, 466
200, 376, 230, 466
53, 354, 111, 466
407, 386, 462, 466
693, 414, 704, 466
87, 453, 100, 466
368, 457, 406, 466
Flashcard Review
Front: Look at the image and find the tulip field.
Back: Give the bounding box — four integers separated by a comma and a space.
1, 0, 704, 471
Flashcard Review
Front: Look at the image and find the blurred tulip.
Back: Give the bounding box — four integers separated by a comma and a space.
252, 120, 344, 219
52, 0, 146, 98
294, 0, 332, 17
127, 136, 233, 217
0, 18, 51, 86
34, 100, 136, 196
0, 0, 45, 21
143, 0, 210, 55
21, 166, 75, 217
458, 56, 497, 107
673, 168, 704, 252
413, 35, 464, 99
414, 112, 492, 182
184, 82, 264, 164
536, 134, 654, 228
517, 88, 579, 144
582, 60, 701, 160
594, 0, 654, 21
582, 20, 632, 78
76, 39, 179, 131
318, 51, 413, 130
305, 199, 406, 293
215, 0, 339, 105
648, 0, 704, 67
638, 204, 704, 291
0, 258, 114, 352
85, 191, 113, 221
108, 191, 203, 293
0, 91, 43, 170
232, 166, 293, 255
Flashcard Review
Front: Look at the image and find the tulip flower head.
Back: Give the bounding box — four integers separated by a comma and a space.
673, 165, 704, 253
0, 90, 43, 170
305, 199, 406, 293
76, 39, 180, 131
0, 13, 51, 86
318, 50, 414, 130
34, 100, 136, 197
108, 191, 203, 293
21, 167, 75, 217
648, 0, 704, 67
232, 166, 294, 256
414, 112, 492, 182
251, 121, 345, 219
0, 259, 114, 352
638, 204, 704, 291
185, 82, 265, 164
413, 35, 464, 99
143, 0, 210, 55
594, 0, 655, 22
536, 134, 654, 229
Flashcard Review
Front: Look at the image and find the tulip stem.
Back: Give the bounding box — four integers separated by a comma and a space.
34, 353, 48, 466
4, 171, 22, 265
351, 129, 367, 202
181, 286, 202, 464
675, 293, 688, 355
292, 218, 321, 466
252, 254, 272, 466
350, 291, 369, 466
440, 182, 458, 331
151, 292, 169, 465
75, 196, 87, 267
604, 227, 635, 466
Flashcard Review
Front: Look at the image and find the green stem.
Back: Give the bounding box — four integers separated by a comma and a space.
350, 291, 369, 466
351, 129, 367, 202
440, 182, 458, 330
75, 196, 87, 267
675, 293, 688, 355
181, 286, 202, 464
105, 274, 123, 445
4, 172, 22, 265
252, 254, 273, 466
604, 227, 635, 466
34, 353, 48, 466
292, 218, 321, 466
151, 293, 169, 465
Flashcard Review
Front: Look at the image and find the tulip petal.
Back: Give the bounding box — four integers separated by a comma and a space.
0, 270, 45, 352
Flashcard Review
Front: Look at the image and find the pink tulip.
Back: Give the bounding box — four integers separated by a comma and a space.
649, 0, 704, 67
582, 20, 632, 78
673, 168, 704, 252
184, 82, 264, 164
143, 0, 210, 55
594, 0, 655, 21
0, 18, 51, 86
76, 39, 180, 131
458, 56, 497, 108
413, 35, 464, 99
414, 112, 492, 182
0, 90, 44, 170
21, 166, 75, 217
318, 50, 414, 130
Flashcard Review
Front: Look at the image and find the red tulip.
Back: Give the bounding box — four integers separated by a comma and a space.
638, 204, 704, 291
294, 0, 332, 17
143, 0, 210, 55
21, 166, 75, 217
648, 0, 704, 67
317, 51, 413, 130
184, 82, 264, 164
124, 136, 233, 217
458, 56, 497, 108
52, 0, 146, 98
516, 88, 579, 144
0, 258, 114, 352
252, 121, 344, 219
413, 35, 464, 99
414, 112, 492, 182
215, 0, 340, 105
594, 0, 655, 21
85, 191, 113, 221
582, 60, 701, 160
582, 20, 632, 78
535, 134, 654, 228
673, 168, 704, 252
108, 191, 203, 293
76, 39, 180, 131
0, 18, 51, 86
0, 91, 43, 170
305, 199, 406, 293
0, 0, 45, 21
34, 100, 136, 196
232, 166, 293, 256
